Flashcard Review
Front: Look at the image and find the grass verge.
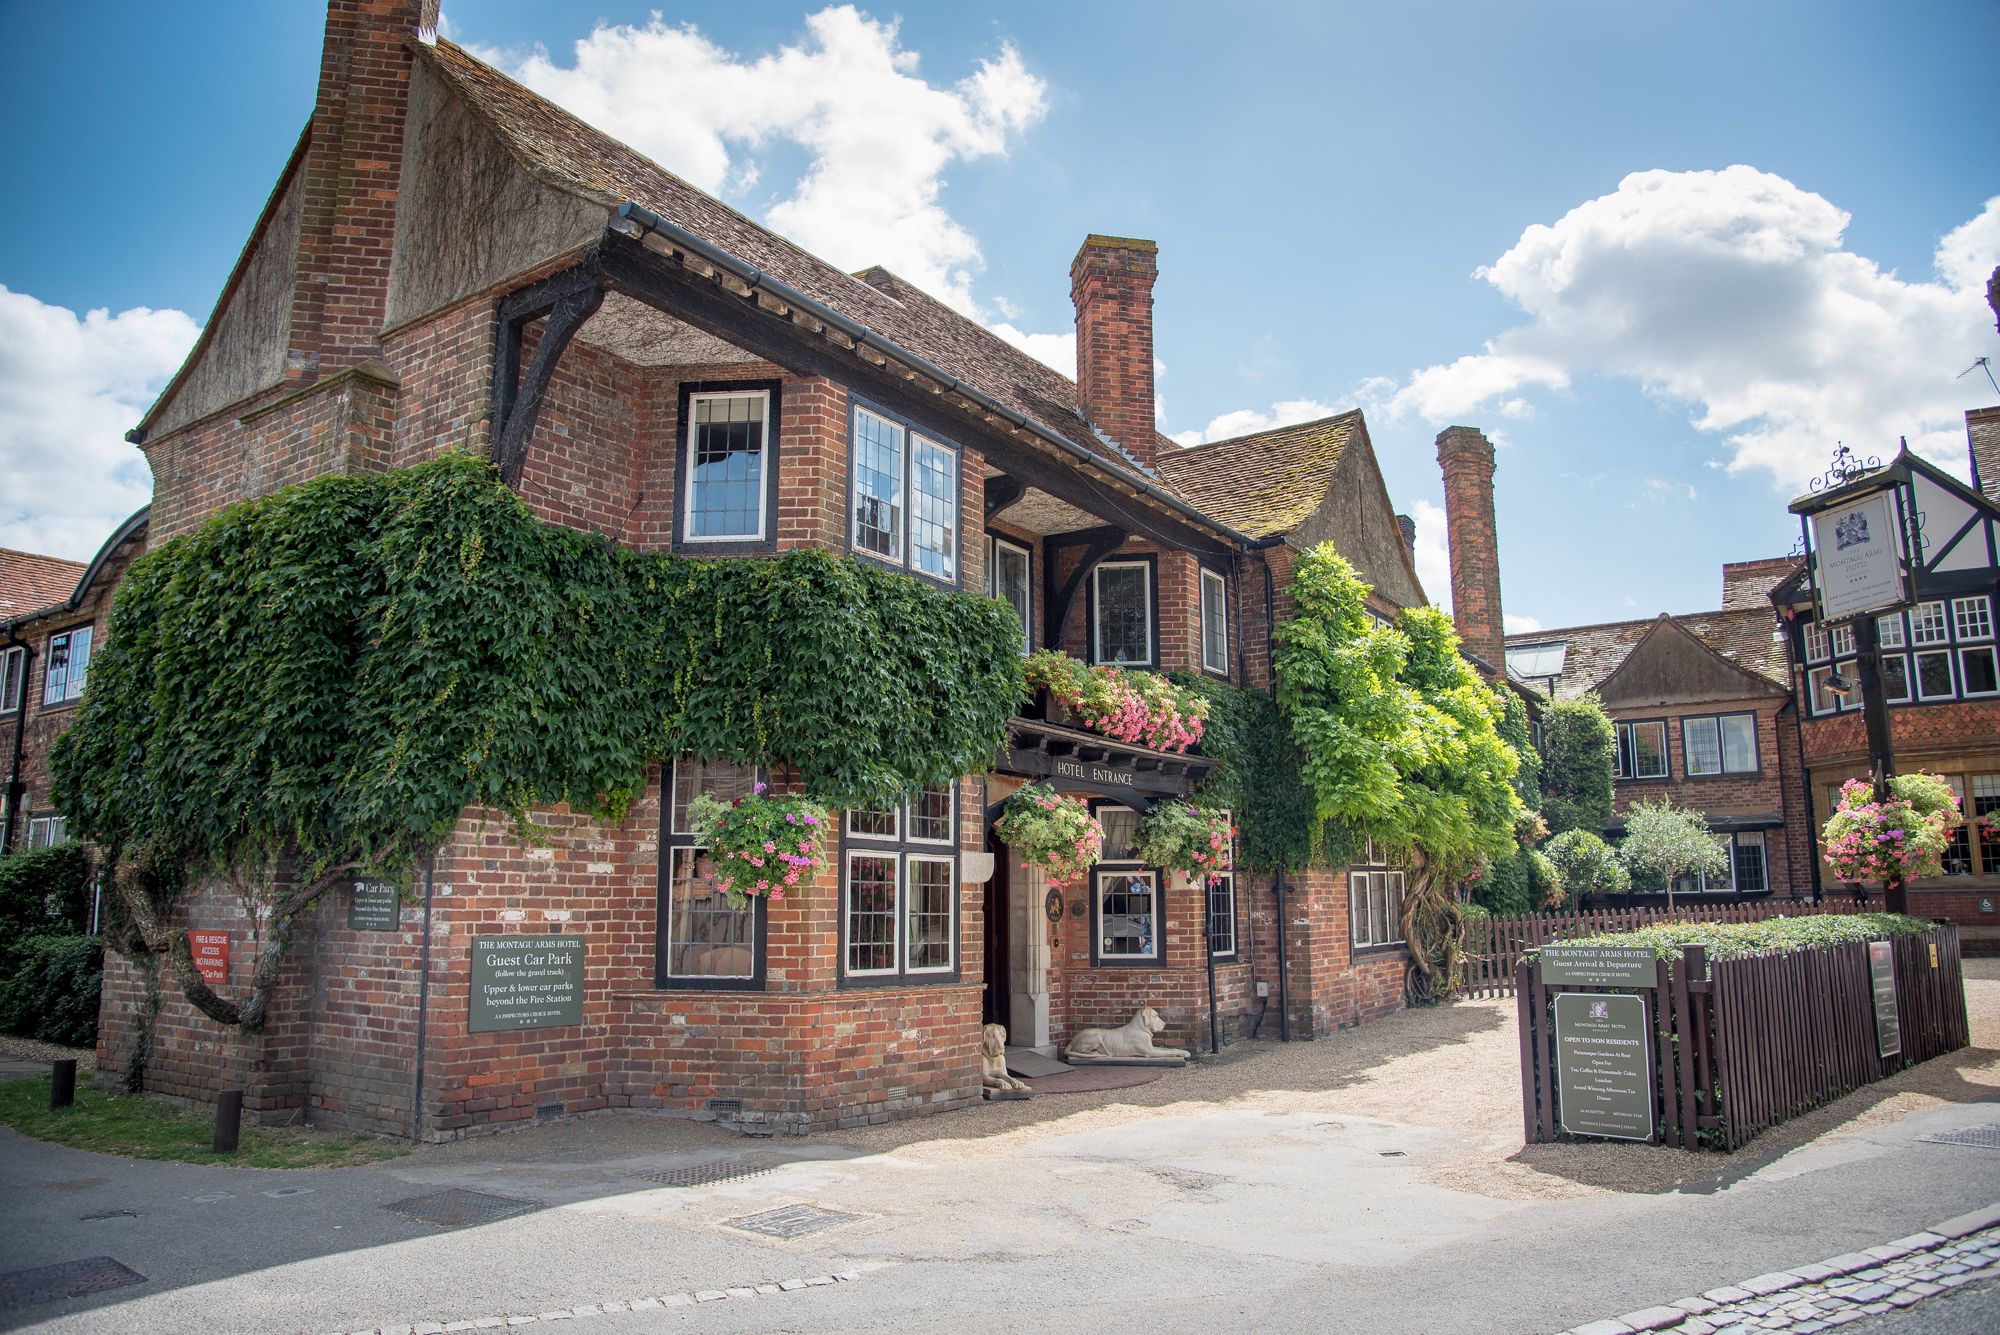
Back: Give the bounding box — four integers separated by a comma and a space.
0, 1074, 407, 1169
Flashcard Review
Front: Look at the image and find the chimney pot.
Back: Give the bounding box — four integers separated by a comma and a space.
1396, 512, 1417, 554
1070, 235, 1160, 470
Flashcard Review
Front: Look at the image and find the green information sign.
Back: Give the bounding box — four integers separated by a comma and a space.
1553, 992, 1655, 1141
1867, 940, 1901, 1059
1538, 945, 1657, 989
469, 936, 585, 1034
347, 881, 402, 932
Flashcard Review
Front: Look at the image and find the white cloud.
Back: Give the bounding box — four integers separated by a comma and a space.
1380, 169, 2000, 491
1169, 397, 1347, 447
1409, 499, 1452, 612
990, 323, 1075, 378
1503, 613, 1544, 634
0, 287, 196, 560
482, 6, 1046, 316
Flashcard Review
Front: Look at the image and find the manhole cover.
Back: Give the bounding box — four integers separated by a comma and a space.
723, 1204, 863, 1239
638, 1158, 790, 1188
1918, 1123, 2000, 1149
0, 1257, 147, 1311
383, 1188, 540, 1228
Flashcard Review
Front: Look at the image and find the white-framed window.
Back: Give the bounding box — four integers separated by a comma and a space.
1876, 614, 1906, 650
27, 814, 67, 849
42, 625, 92, 706
850, 405, 959, 582
1093, 867, 1161, 963
1911, 600, 1950, 646
1808, 664, 1848, 715
660, 756, 762, 986
1803, 621, 1831, 662
1091, 561, 1154, 665
842, 784, 960, 981
1683, 713, 1758, 776
0, 645, 24, 713
682, 389, 771, 542
1350, 866, 1407, 949
1199, 567, 1229, 675
1961, 644, 2000, 697
1952, 596, 1992, 643
1206, 808, 1236, 959
1829, 623, 1855, 658
1914, 649, 1956, 701
1615, 719, 1669, 780
1881, 654, 1912, 703
986, 536, 1032, 655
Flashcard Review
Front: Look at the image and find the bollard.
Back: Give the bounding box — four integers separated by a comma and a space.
213, 1089, 243, 1153
50, 1059, 76, 1109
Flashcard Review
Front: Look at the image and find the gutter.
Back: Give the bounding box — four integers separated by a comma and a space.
607, 204, 1278, 556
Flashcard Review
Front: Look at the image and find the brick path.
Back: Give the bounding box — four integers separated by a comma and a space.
1555, 1204, 2000, 1334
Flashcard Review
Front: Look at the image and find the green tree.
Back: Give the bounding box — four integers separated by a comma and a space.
1618, 799, 1728, 909
1543, 828, 1631, 905
1495, 690, 1543, 811
1541, 696, 1616, 836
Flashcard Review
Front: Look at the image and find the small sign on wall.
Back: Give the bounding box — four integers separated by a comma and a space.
1867, 939, 1901, 1059
188, 931, 230, 986
469, 936, 585, 1034
348, 881, 402, 932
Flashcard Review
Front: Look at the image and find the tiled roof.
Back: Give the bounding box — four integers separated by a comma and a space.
1505, 606, 1789, 700
1155, 412, 1359, 539
422, 40, 1136, 477
0, 547, 86, 621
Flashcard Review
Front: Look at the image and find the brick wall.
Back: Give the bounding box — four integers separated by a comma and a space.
1436, 426, 1504, 674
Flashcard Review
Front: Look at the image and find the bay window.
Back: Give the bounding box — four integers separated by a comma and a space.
841, 784, 960, 982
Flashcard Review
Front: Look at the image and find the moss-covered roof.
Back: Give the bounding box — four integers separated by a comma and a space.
1156, 412, 1359, 540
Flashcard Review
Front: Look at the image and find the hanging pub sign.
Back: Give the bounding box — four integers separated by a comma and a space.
1809, 488, 1908, 621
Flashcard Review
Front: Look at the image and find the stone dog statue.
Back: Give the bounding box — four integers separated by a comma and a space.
1064, 1006, 1189, 1062
981, 1023, 1031, 1094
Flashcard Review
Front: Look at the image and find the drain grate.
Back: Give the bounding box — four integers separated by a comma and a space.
723, 1204, 863, 1239
638, 1158, 791, 1188
383, 1188, 540, 1228
0, 1257, 147, 1311
1917, 1123, 2000, 1149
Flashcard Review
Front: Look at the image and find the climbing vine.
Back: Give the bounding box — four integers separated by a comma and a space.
51, 452, 1024, 1029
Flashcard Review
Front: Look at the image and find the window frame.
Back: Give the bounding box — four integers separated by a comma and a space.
675, 382, 780, 551
1349, 862, 1409, 952
1681, 711, 1759, 778
1205, 809, 1238, 961
1875, 613, 1906, 650
26, 813, 67, 850
1803, 620, 1831, 663
0, 644, 23, 714
41, 622, 93, 709
1951, 596, 1992, 643
847, 396, 962, 588
1091, 864, 1165, 967
656, 756, 767, 990
1198, 565, 1230, 677
838, 784, 961, 986
986, 534, 1034, 656
1913, 648, 1957, 702
1911, 600, 1950, 646
1087, 556, 1159, 668
1881, 653, 1912, 704
1614, 718, 1671, 781
1733, 831, 1768, 895
1960, 644, 2000, 698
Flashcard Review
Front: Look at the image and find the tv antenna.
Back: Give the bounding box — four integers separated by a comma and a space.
1960, 356, 2000, 397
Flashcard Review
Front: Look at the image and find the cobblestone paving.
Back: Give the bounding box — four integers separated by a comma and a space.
1554, 1204, 2000, 1335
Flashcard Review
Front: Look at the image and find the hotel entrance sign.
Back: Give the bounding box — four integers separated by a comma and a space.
1809, 489, 1908, 621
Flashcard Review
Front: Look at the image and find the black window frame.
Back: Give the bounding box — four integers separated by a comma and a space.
655, 756, 769, 991
0, 644, 24, 714
846, 395, 963, 590
838, 783, 962, 987
1088, 799, 1165, 967
673, 379, 783, 554
1086, 554, 1160, 668
1198, 563, 1230, 678
1681, 711, 1760, 778
1614, 718, 1671, 782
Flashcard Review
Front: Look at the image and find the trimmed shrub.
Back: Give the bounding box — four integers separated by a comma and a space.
0, 934, 102, 1048
1553, 913, 1934, 967
1543, 829, 1630, 904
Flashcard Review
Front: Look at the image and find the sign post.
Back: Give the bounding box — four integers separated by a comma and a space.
1867, 939, 1902, 1059
1551, 992, 1656, 1141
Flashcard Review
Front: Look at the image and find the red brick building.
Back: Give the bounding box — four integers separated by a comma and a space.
23, 1, 1493, 1139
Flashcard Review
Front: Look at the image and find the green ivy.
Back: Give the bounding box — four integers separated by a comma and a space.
1540, 695, 1616, 836
51, 451, 1025, 895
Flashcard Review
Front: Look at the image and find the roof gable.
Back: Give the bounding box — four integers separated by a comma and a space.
1594, 614, 1786, 708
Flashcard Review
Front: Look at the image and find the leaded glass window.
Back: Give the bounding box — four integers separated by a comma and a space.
1092, 562, 1153, 665
683, 392, 768, 540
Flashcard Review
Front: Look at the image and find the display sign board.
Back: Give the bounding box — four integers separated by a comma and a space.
469, 936, 585, 1034
1538, 945, 1657, 989
188, 931, 230, 986
1810, 489, 1908, 621
1867, 939, 1901, 1059
347, 881, 402, 932
1553, 992, 1655, 1141
1004, 746, 1185, 798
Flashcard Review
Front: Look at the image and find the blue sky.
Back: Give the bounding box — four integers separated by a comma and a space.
3, 1, 1996, 632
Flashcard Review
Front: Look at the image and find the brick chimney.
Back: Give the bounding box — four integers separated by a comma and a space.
1436, 426, 1505, 674
1970, 407, 2000, 504
1070, 235, 1160, 470
1720, 556, 1804, 611
288, 0, 439, 381
1396, 513, 1417, 558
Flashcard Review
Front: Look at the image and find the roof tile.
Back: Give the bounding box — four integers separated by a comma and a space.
0, 548, 86, 621
1156, 413, 1359, 539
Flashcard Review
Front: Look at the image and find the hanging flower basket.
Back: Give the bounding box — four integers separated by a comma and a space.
1131, 803, 1236, 882
685, 783, 832, 908
1022, 650, 1208, 753
1821, 773, 1961, 888
993, 782, 1104, 886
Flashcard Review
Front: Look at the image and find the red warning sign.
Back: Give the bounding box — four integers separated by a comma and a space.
188, 931, 230, 986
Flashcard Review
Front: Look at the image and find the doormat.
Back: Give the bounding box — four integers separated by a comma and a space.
1024, 1066, 1164, 1095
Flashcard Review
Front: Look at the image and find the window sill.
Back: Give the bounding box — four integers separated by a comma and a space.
1352, 942, 1409, 958
1089, 956, 1167, 969
837, 971, 964, 990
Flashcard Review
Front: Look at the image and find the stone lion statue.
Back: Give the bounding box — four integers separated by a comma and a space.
981, 1023, 1030, 1093
1064, 1006, 1189, 1061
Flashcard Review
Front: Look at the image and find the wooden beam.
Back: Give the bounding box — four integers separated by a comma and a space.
1044, 527, 1129, 650
493, 282, 605, 487
985, 475, 1027, 519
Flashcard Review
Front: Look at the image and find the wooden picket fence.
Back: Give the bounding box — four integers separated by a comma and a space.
1463, 900, 1853, 999
1516, 926, 1968, 1151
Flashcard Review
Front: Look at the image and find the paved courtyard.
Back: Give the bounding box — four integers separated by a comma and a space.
3, 962, 1999, 1333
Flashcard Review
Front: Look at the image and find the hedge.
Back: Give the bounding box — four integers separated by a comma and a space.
1550, 913, 1937, 967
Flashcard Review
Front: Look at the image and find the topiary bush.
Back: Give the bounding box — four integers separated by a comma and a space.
1543, 828, 1630, 904
1540, 696, 1616, 836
